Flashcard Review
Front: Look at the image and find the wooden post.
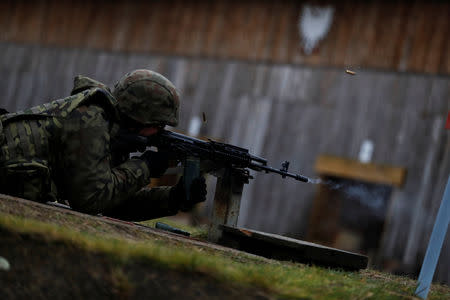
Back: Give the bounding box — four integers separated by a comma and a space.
208, 168, 247, 242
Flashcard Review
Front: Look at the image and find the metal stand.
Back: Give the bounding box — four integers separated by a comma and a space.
415, 175, 450, 299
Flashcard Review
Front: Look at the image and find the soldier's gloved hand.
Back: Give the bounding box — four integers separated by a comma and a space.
188, 176, 207, 208
170, 176, 207, 212
138, 150, 169, 177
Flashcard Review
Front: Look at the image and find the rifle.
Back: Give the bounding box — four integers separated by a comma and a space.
114, 129, 311, 199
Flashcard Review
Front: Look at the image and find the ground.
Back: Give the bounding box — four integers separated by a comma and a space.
0, 194, 449, 300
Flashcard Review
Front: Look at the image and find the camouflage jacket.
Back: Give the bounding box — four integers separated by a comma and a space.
0, 76, 177, 220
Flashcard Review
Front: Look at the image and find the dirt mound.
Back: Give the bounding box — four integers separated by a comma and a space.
0, 227, 271, 300
0, 194, 274, 299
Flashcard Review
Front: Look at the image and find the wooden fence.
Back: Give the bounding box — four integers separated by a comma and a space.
0, 0, 449, 75
0, 42, 449, 283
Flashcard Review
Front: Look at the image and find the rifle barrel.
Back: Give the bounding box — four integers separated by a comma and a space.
250, 163, 309, 182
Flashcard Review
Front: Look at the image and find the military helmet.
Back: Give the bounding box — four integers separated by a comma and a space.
113, 69, 179, 127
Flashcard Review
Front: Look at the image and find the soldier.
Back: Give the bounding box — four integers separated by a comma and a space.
0, 69, 206, 220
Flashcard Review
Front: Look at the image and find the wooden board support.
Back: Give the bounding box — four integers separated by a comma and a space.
218, 225, 368, 270
208, 168, 246, 242
206, 167, 368, 270
315, 154, 407, 187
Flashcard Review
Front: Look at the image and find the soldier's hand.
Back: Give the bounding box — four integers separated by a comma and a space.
189, 176, 207, 205
138, 150, 169, 177
171, 176, 207, 212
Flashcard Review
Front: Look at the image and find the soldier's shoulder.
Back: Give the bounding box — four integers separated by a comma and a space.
64, 87, 118, 121
76, 88, 118, 117
71, 75, 111, 96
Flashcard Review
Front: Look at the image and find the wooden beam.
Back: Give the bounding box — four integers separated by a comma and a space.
208, 168, 246, 243
218, 225, 368, 271
315, 154, 407, 187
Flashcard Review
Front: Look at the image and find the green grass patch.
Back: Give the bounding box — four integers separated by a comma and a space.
0, 213, 449, 299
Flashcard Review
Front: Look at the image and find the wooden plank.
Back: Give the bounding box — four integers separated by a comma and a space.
157, 0, 182, 54
315, 154, 407, 187
233, 1, 253, 60
41, 0, 73, 46
273, 106, 322, 235
208, 62, 237, 139
208, 169, 245, 243
196, 62, 227, 138
0, 1, 13, 41
249, 1, 269, 61
330, 1, 354, 67
423, 3, 449, 74
122, 1, 154, 52
366, 74, 399, 163
381, 75, 434, 262
173, 59, 205, 130
233, 96, 272, 227
286, 0, 304, 65
407, 3, 436, 73
258, 1, 277, 62
403, 115, 446, 265
317, 70, 353, 157
346, 71, 379, 157
85, 1, 118, 50
383, 74, 409, 162
245, 98, 286, 230
64, 1, 95, 48
370, 1, 405, 70
391, 2, 412, 71
178, 1, 209, 56
109, 1, 134, 52
314, 2, 345, 67
181, 60, 213, 132
7, 1, 45, 44
442, 12, 450, 74
360, 2, 381, 68
143, 1, 169, 54
250, 64, 270, 97
218, 225, 368, 270
258, 100, 308, 233
202, 1, 227, 57
269, 1, 291, 63
342, 2, 367, 67
222, 1, 248, 59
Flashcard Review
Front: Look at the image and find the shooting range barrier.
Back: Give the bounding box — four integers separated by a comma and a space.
308, 154, 407, 266
207, 164, 368, 270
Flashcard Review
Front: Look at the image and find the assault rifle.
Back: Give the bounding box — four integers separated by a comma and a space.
115, 129, 311, 197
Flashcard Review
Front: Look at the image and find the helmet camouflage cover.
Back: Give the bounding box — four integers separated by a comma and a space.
113, 69, 180, 127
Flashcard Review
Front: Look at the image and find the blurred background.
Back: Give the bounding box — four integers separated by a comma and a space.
0, 0, 448, 284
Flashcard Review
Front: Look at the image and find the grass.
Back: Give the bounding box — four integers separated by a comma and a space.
1, 212, 449, 300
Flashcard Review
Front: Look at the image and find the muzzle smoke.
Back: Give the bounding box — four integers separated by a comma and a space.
308, 177, 389, 217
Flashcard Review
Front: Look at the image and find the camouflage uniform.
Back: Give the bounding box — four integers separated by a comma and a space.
0, 75, 179, 220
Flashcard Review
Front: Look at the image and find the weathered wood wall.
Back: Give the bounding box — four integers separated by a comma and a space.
0, 0, 449, 75
0, 42, 449, 283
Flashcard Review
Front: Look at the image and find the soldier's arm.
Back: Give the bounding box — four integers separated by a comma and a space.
59, 104, 152, 214
103, 186, 179, 221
